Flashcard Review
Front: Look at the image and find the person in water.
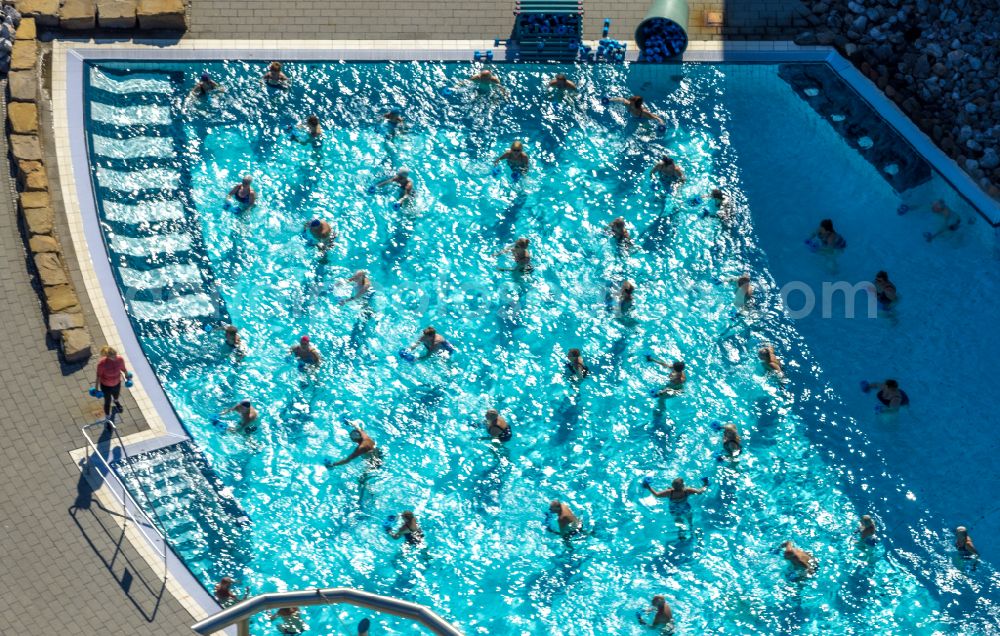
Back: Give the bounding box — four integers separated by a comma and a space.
262, 61, 290, 88
954, 526, 979, 567
289, 114, 322, 141
326, 423, 379, 467
357, 618, 371, 636
757, 345, 783, 375
607, 217, 633, 248
339, 270, 373, 305
856, 515, 878, 545
375, 168, 414, 205
482, 408, 512, 442
807, 219, 847, 252
781, 540, 816, 576
647, 356, 686, 397
219, 399, 258, 430
383, 110, 405, 135
548, 73, 577, 91
637, 595, 674, 628
862, 378, 909, 412
468, 69, 507, 96
189, 72, 221, 98
226, 176, 256, 208
614, 280, 636, 315
290, 335, 321, 365
409, 327, 455, 356
547, 500, 582, 536
213, 576, 249, 607
643, 477, 707, 527
305, 218, 335, 249
269, 607, 306, 635
721, 423, 742, 458
495, 140, 530, 174
872, 270, 897, 310
731, 274, 753, 308
495, 237, 533, 273
222, 324, 242, 348
565, 348, 589, 381
610, 95, 664, 124
388, 510, 425, 545
704, 188, 732, 225
651, 155, 685, 185
926, 199, 961, 242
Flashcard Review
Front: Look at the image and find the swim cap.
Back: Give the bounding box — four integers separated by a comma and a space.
239, 399, 251, 407
201, 73, 211, 81
300, 335, 310, 344
309, 219, 321, 228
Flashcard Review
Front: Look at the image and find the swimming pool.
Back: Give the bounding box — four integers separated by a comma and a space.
82, 59, 998, 634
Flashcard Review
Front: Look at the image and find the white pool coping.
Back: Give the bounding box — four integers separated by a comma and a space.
49, 36, 1000, 632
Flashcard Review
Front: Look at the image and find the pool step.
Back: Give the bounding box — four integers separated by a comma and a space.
90, 66, 174, 95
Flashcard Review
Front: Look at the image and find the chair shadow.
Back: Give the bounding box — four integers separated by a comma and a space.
69, 425, 168, 623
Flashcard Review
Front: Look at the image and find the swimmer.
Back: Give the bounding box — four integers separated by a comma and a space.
781, 540, 816, 576
339, 270, 373, 305
637, 595, 674, 628
375, 168, 414, 205
213, 576, 249, 607
468, 69, 507, 96
387, 510, 425, 545
269, 607, 306, 635
383, 110, 405, 135
408, 326, 455, 356
862, 378, 909, 412
262, 61, 290, 88
926, 199, 962, 242
856, 515, 877, 545
954, 526, 979, 567
565, 348, 589, 380
643, 477, 706, 527
494, 140, 530, 174
358, 618, 371, 636
226, 176, 256, 208
610, 95, 664, 124
289, 114, 322, 141
326, 423, 379, 467
872, 270, 897, 310
482, 408, 512, 442
548, 73, 577, 91
222, 324, 242, 348
189, 72, 221, 98
219, 399, 258, 429
614, 280, 636, 314
721, 423, 742, 457
703, 188, 732, 224
494, 237, 533, 272
757, 345, 783, 374
547, 500, 582, 536
291, 335, 321, 365
807, 219, 847, 252
305, 218, 335, 245
606, 217, 633, 248
651, 155, 685, 185
730, 274, 753, 308
647, 356, 686, 396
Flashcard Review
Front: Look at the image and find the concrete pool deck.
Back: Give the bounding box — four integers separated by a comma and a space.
4, 24, 998, 636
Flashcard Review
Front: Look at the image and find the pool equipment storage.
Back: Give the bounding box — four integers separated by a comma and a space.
499, 0, 584, 61
635, 0, 690, 61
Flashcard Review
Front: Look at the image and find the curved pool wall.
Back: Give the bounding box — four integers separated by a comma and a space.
59, 42, 999, 635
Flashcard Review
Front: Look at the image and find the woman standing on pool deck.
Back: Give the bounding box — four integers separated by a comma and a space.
95, 345, 130, 419
642, 477, 707, 528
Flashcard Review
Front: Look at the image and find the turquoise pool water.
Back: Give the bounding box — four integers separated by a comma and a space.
86, 60, 998, 634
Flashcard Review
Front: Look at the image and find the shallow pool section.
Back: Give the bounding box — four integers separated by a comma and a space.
86, 60, 997, 635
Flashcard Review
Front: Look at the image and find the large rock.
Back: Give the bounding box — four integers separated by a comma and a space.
17, 160, 47, 191
8, 71, 38, 102
19, 190, 50, 210
61, 328, 92, 363
136, 0, 185, 29
43, 284, 80, 313
60, 0, 97, 29
17, 0, 60, 27
29, 234, 61, 254
11, 39, 37, 71
7, 102, 39, 134
48, 312, 86, 337
15, 17, 37, 40
97, 0, 136, 28
22, 206, 54, 235
10, 134, 42, 161
35, 253, 69, 287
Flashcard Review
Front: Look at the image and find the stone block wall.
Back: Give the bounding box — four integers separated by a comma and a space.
15, 0, 186, 32
795, 0, 1000, 200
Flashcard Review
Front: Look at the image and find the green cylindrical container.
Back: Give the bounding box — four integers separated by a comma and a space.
634, 0, 690, 59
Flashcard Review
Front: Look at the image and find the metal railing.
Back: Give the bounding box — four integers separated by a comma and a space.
191, 587, 464, 636
79, 416, 181, 564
